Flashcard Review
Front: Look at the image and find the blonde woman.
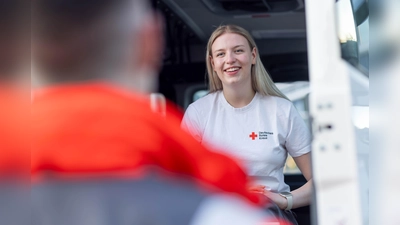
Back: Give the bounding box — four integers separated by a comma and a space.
181, 24, 312, 224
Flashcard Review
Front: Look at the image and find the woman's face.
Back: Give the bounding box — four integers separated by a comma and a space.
210, 32, 256, 89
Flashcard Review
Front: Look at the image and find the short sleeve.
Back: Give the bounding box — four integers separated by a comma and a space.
181, 104, 204, 143
285, 104, 312, 157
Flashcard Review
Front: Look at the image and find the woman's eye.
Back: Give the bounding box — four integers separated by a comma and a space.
216, 53, 224, 57
235, 49, 244, 53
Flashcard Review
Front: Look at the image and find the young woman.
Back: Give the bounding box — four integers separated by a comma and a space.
181, 24, 312, 224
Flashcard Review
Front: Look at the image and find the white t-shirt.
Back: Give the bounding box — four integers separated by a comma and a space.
181, 91, 311, 193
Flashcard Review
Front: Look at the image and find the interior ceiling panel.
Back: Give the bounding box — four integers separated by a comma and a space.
161, 0, 307, 42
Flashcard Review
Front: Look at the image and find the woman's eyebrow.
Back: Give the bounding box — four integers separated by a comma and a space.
213, 45, 245, 53
213, 49, 224, 54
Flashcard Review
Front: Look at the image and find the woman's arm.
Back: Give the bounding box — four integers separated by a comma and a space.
263, 152, 313, 210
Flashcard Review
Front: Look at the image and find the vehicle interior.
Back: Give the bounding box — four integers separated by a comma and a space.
151, 0, 369, 224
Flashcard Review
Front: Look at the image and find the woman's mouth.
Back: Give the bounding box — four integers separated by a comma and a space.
224, 67, 241, 75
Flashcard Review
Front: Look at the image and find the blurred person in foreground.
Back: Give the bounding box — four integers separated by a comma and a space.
0, 1, 30, 225
31, 0, 290, 224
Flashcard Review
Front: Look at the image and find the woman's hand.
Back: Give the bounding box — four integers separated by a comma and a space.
247, 185, 288, 210
247, 184, 267, 194
263, 191, 288, 210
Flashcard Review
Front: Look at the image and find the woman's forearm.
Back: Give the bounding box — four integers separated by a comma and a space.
290, 178, 313, 209
261, 178, 313, 210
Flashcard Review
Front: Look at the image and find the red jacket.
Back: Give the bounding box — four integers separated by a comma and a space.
31, 83, 262, 204
0, 84, 29, 177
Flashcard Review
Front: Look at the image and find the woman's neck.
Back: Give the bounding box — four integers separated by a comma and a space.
222, 86, 255, 108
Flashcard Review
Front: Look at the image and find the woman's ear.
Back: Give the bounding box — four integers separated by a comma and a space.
251, 47, 257, 65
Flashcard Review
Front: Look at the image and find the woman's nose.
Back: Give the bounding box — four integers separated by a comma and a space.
225, 52, 236, 64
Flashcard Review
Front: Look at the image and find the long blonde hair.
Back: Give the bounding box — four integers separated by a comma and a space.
206, 24, 289, 100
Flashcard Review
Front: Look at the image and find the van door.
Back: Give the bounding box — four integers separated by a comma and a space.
305, 0, 369, 224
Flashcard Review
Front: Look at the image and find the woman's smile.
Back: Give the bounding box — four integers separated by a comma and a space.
224, 66, 241, 76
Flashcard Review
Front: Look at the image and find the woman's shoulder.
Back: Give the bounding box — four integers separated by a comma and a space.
258, 94, 293, 109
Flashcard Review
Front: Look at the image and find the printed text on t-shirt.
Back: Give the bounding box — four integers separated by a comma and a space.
249, 131, 274, 140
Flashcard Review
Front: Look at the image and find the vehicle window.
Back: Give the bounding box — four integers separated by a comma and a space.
336, 0, 369, 75
357, 17, 369, 72
193, 90, 208, 102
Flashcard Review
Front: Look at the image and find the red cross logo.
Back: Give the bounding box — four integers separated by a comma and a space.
249, 132, 258, 140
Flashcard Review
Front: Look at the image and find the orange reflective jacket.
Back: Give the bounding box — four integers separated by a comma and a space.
0, 84, 29, 177
31, 83, 261, 204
